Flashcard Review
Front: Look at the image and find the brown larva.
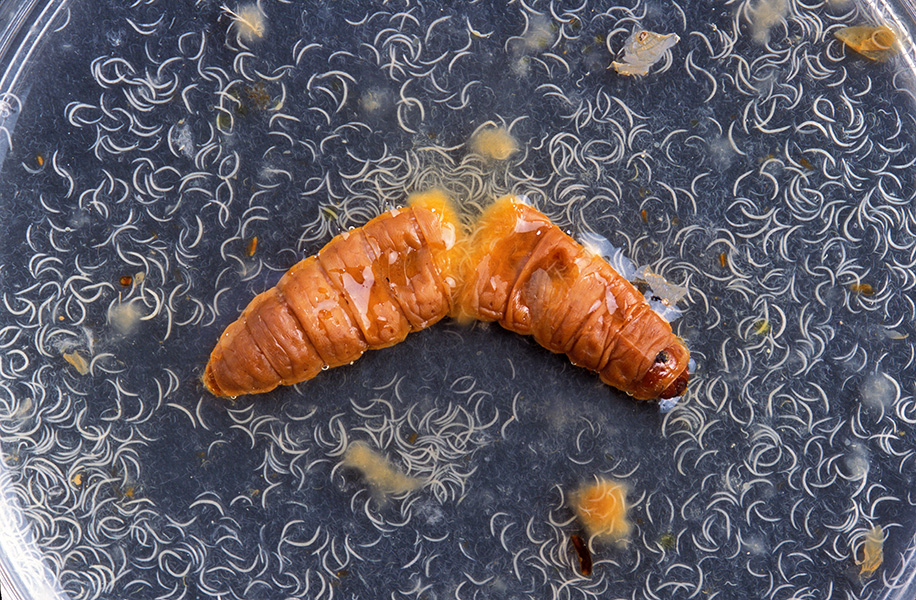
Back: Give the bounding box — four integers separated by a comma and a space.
453, 196, 689, 400
203, 190, 461, 397
204, 193, 689, 401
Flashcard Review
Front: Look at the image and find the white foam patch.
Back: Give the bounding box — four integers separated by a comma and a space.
579, 231, 637, 281
860, 372, 899, 410
108, 300, 144, 336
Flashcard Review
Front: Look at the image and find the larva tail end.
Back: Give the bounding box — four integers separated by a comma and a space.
202, 364, 227, 397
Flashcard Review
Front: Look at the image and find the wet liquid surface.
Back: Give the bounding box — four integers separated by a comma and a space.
2, 1, 916, 599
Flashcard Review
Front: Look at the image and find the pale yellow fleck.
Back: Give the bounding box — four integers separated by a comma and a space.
836, 26, 899, 62
470, 127, 518, 160
858, 525, 884, 577
341, 441, 421, 497
570, 477, 631, 544
222, 3, 266, 44
63, 351, 90, 375
71, 473, 83, 486
746, 0, 789, 45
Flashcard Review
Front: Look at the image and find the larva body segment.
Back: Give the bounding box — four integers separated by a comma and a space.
277, 256, 368, 368
455, 197, 689, 400
203, 191, 460, 397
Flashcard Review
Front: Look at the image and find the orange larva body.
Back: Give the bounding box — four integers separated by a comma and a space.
455, 197, 689, 400
203, 192, 460, 397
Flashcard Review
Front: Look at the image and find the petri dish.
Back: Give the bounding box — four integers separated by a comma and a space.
2, 0, 916, 599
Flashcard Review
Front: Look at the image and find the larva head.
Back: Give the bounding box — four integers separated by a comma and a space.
630, 339, 690, 401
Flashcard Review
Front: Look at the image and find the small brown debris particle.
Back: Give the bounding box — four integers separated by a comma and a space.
36, 154, 44, 167
120, 275, 133, 287
569, 534, 593, 576
798, 156, 814, 170
246, 237, 258, 257
719, 253, 728, 268
245, 82, 271, 110
71, 473, 83, 486
849, 283, 874, 295
640, 209, 648, 223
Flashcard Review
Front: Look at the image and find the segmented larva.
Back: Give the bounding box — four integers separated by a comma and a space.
203, 190, 460, 397
204, 193, 689, 401
453, 197, 689, 400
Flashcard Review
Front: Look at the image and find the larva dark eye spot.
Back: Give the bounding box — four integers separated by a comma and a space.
655, 350, 670, 364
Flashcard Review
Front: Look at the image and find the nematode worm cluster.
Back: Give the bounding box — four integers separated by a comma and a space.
2, 1, 916, 599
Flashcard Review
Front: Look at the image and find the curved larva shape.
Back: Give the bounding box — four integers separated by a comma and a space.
454, 196, 689, 400
203, 191, 460, 397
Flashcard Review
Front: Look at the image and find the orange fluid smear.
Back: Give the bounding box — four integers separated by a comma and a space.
571, 477, 631, 543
